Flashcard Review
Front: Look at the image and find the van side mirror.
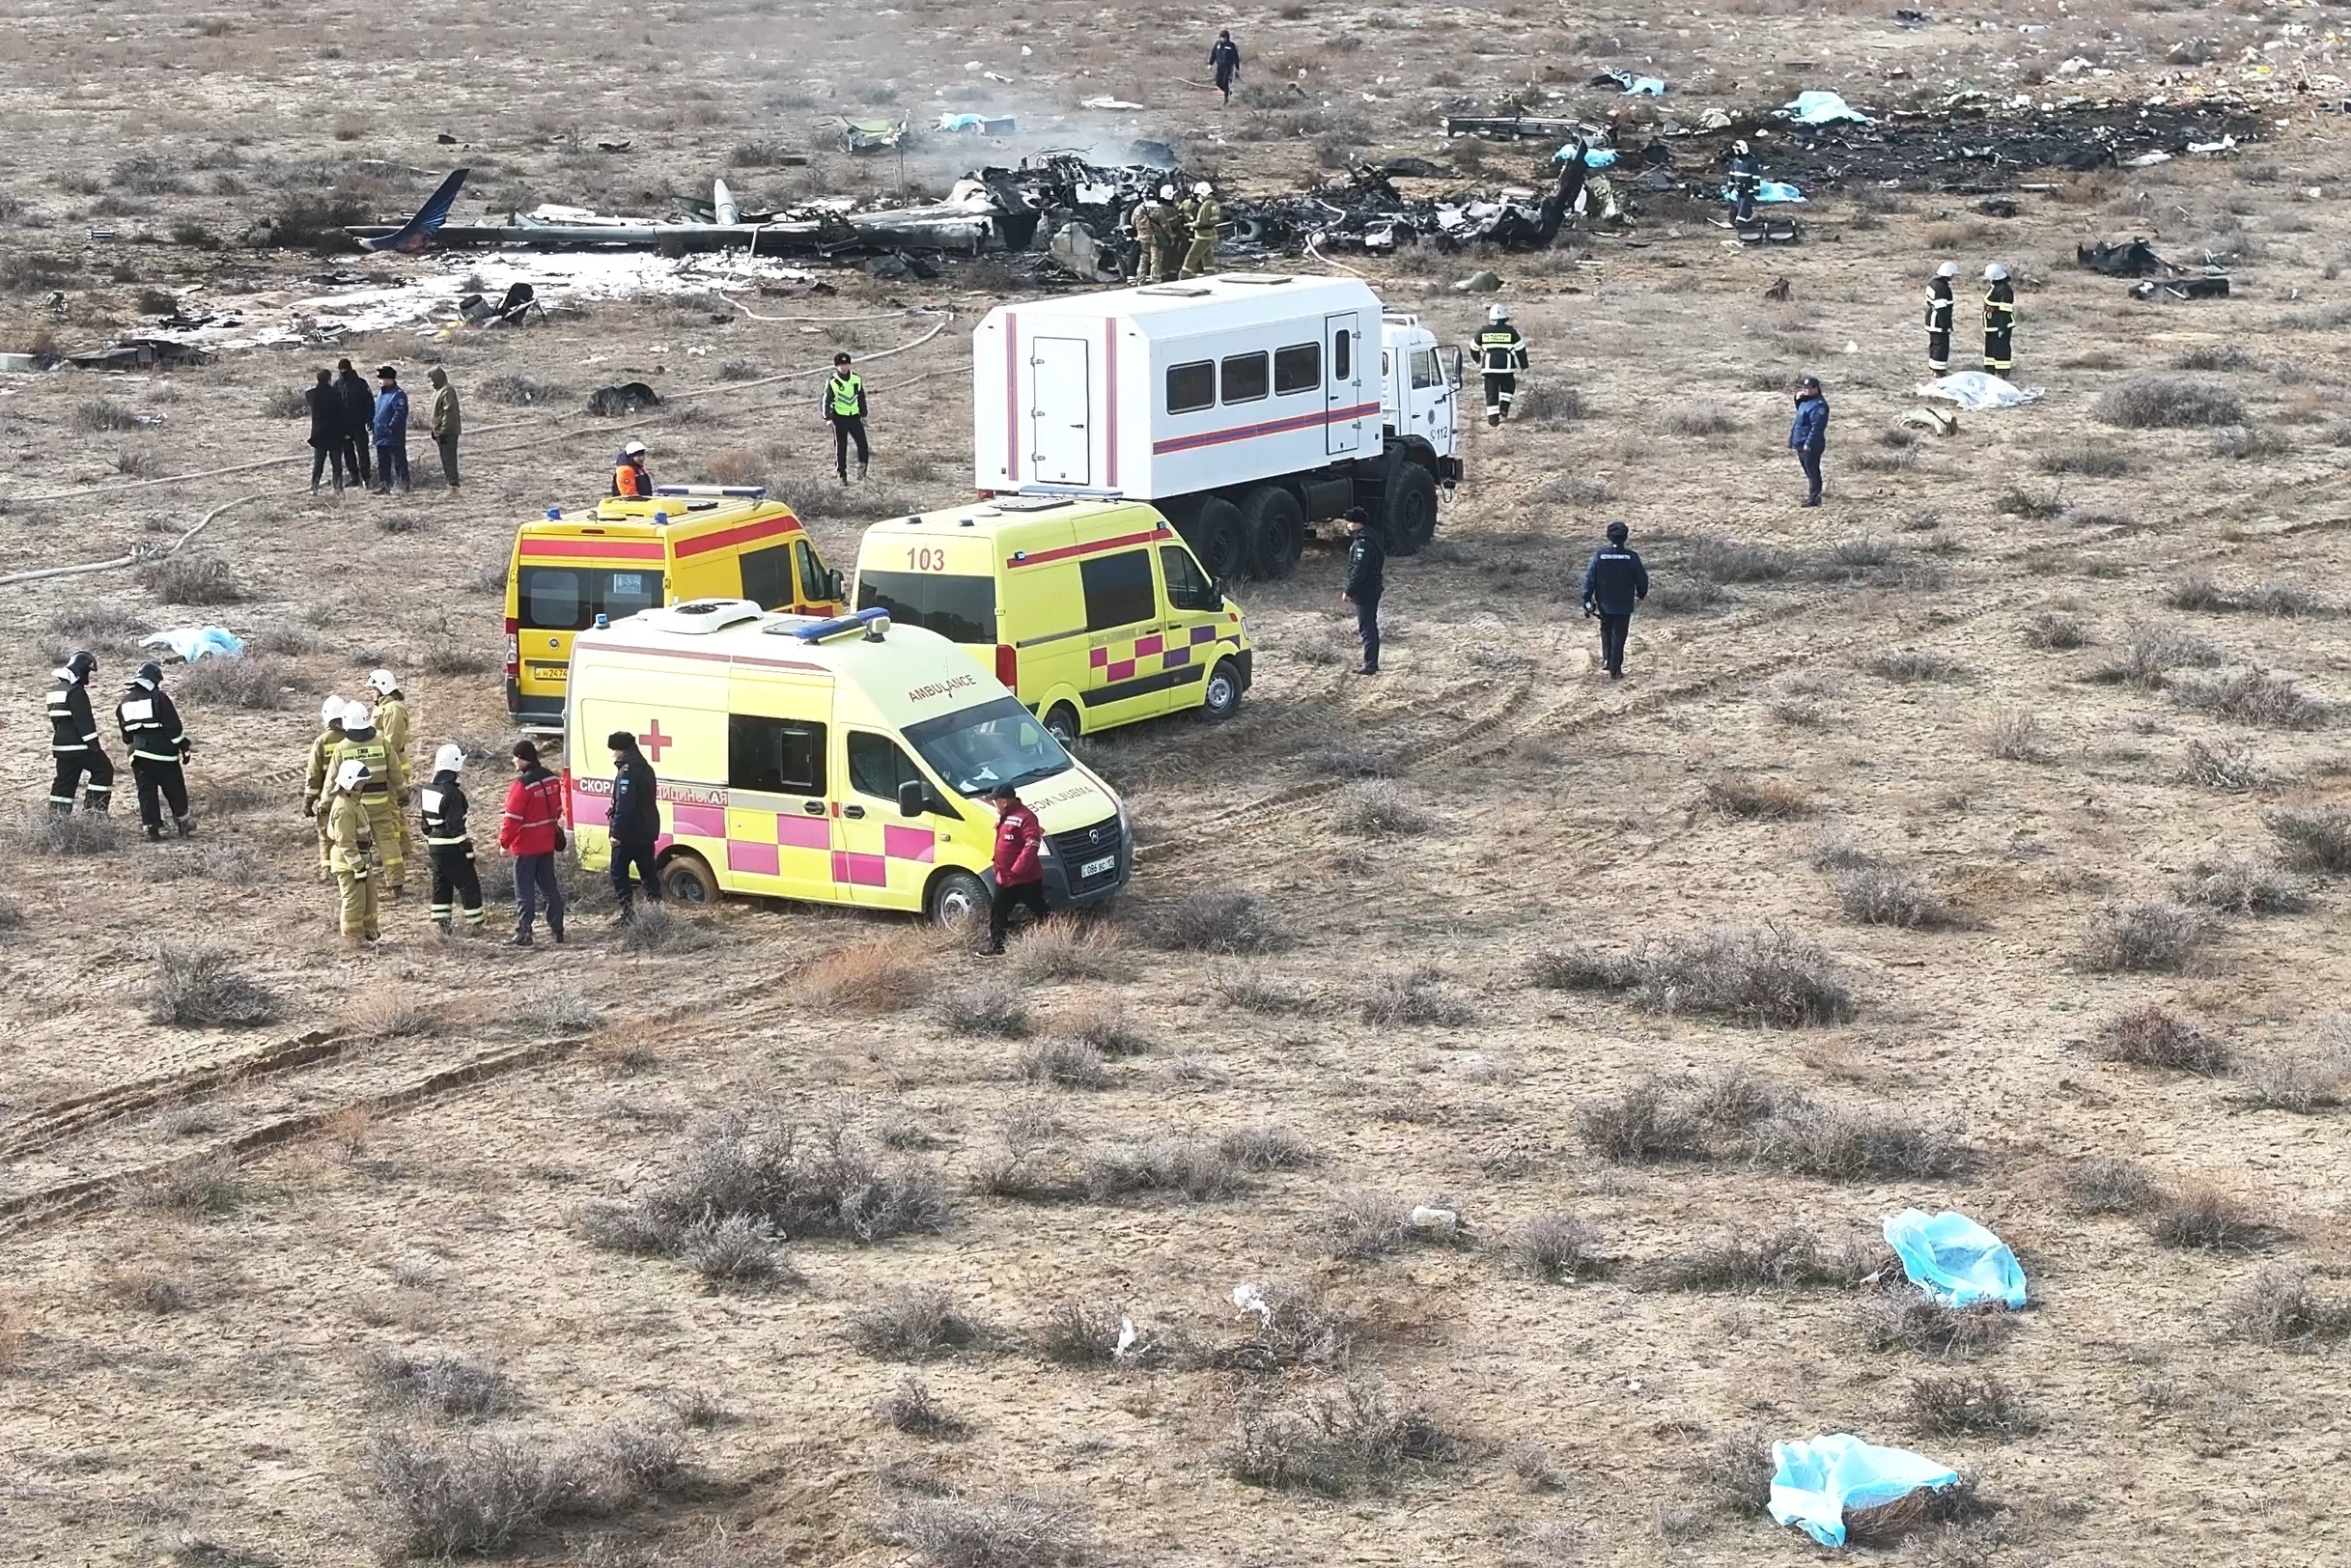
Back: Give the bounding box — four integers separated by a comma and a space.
1212, 576, 1229, 606
1445, 349, 1464, 391
827, 569, 846, 603
897, 779, 926, 818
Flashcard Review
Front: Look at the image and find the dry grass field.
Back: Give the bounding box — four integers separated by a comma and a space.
4, 1, 2351, 1565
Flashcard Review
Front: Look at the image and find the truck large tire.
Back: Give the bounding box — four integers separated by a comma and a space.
1187, 496, 1246, 583
1239, 486, 1305, 579
1382, 463, 1439, 557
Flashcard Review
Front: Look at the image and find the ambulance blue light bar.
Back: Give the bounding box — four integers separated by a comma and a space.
790, 606, 893, 643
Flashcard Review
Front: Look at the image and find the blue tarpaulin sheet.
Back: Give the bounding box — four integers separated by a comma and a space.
1721, 180, 1805, 203
1770, 1434, 1959, 1548
142, 627, 245, 663
1783, 90, 1872, 125
1883, 1209, 2028, 1309
937, 113, 988, 132
1553, 145, 1619, 168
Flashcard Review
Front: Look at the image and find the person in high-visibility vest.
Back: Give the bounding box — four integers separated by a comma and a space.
1129, 192, 1166, 283
1151, 183, 1187, 284
823, 352, 870, 483
367, 668, 415, 868
1471, 304, 1528, 426
611, 439, 653, 497
304, 694, 349, 882
326, 759, 379, 947
328, 698, 405, 894
1983, 264, 2017, 374
1178, 182, 1220, 279
1924, 261, 1957, 373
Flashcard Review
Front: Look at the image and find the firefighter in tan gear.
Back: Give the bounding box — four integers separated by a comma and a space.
1150, 183, 1187, 285
1472, 304, 1528, 426
304, 695, 350, 881
328, 698, 406, 894
367, 669, 414, 868
1129, 189, 1167, 284
1178, 182, 1220, 279
326, 759, 379, 946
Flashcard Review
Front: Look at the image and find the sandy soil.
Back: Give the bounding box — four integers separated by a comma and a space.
3, 2, 2350, 1565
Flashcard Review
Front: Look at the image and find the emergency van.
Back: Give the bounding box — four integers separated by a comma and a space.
850, 496, 1251, 745
505, 487, 843, 726
972, 273, 1462, 582
562, 600, 1132, 924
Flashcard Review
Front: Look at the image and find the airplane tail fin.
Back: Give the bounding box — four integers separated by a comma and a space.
362, 168, 470, 254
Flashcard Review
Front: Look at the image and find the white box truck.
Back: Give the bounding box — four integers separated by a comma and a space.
972, 273, 1462, 582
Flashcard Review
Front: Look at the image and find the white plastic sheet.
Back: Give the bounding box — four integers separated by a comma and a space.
1914, 372, 2045, 410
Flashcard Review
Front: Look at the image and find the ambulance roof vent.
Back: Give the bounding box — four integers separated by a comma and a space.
988, 495, 1075, 513
652, 598, 765, 634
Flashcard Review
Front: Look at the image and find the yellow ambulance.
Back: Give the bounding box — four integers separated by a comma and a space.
561, 600, 1132, 923
851, 496, 1251, 745
505, 487, 844, 726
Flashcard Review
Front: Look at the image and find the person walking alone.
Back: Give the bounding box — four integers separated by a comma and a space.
1982, 264, 2017, 375
305, 368, 347, 494
498, 740, 567, 947
419, 744, 486, 935
372, 364, 410, 493
326, 760, 380, 948
1924, 261, 1957, 374
982, 782, 1047, 956
1472, 304, 1528, 426
1581, 521, 1649, 680
428, 367, 462, 491
1788, 374, 1830, 507
1339, 506, 1385, 676
335, 358, 374, 489
605, 729, 663, 922
117, 661, 195, 841
45, 650, 113, 816
823, 352, 870, 484
1209, 29, 1242, 106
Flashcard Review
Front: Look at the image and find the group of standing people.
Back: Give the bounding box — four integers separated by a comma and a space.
46, 653, 196, 839
1924, 262, 2018, 375
303, 359, 461, 495
1127, 182, 1222, 284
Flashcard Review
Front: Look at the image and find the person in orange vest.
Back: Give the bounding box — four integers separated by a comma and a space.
611, 439, 653, 498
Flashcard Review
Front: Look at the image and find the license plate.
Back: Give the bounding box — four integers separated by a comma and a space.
1079, 854, 1115, 879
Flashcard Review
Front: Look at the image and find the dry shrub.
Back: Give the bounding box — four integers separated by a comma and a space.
2063, 1156, 2158, 1214
1015, 1038, 1108, 1089
1502, 1213, 1607, 1283
138, 555, 244, 605
1632, 925, 1856, 1026
361, 1346, 515, 1418
139, 942, 282, 1026
1636, 1225, 1878, 1293
937, 981, 1031, 1039
1211, 967, 1314, 1012
2178, 739, 2264, 789
2225, 1263, 2351, 1347
1509, 1440, 1570, 1492
1332, 780, 1430, 836
2095, 377, 2244, 428
4, 810, 120, 857
2077, 900, 2212, 973
1081, 1135, 1247, 1201
1833, 861, 1952, 929
2168, 668, 2332, 730
2232, 1041, 2351, 1112
347, 989, 444, 1041
1576, 1079, 1709, 1162
362, 1421, 687, 1557
1698, 1422, 1775, 1513
1664, 403, 1740, 436
1152, 892, 1283, 954
1225, 1378, 1461, 1496
1695, 771, 1811, 822
2144, 1180, 2268, 1249
676, 1213, 789, 1286
1973, 707, 2043, 762
614, 904, 720, 954
1868, 649, 1960, 683
174, 655, 291, 711
876, 1376, 967, 1437
2164, 574, 2239, 613
874, 1492, 1090, 1568
1313, 1190, 1411, 1258
2093, 624, 2221, 688
1859, 1293, 2016, 1356
2023, 609, 2090, 650
1687, 534, 1788, 583
1217, 1123, 1318, 1171
798, 932, 938, 1014
1204, 1280, 1354, 1373
1356, 964, 1478, 1025
1905, 1372, 2037, 1436
1010, 921, 1123, 983
2091, 1004, 2231, 1075
2177, 849, 2306, 914
849, 1286, 991, 1359
1063, 999, 1150, 1056
2268, 809, 2351, 872
1753, 1105, 1969, 1181
1525, 947, 1639, 992
1844, 1476, 1984, 1546
102, 1266, 191, 1315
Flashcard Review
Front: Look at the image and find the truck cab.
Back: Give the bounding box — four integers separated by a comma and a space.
1378, 312, 1463, 478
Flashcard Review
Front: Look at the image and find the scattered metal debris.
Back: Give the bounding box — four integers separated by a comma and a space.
587, 382, 660, 416
2078, 237, 2170, 277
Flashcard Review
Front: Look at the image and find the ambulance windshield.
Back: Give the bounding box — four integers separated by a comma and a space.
904, 696, 1073, 797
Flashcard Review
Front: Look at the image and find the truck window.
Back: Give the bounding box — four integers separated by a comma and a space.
1079, 549, 1156, 631
1166, 360, 1214, 414
518, 567, 660, 631
728, 715, 826, 795
1334, 330, 1352, 381
1273, 342, 1320, 396
738, 545, 795, 611
848, 731, 930, 804
1411, 349, 1439, 390
856, 571, 996, 643
1160, 545, 1218, 609
794, 539, 830, 603
1220, 350, 1269, 405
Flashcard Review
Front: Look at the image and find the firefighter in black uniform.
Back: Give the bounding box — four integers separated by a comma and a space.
1924, 262, 1957, 374
116, 661, 194, 839
1728, 140, 1762, 226
1472, 304, 1528, 426
46, 651, 113, 815
418, 743, 486, 935
1983, 264, 2017, 374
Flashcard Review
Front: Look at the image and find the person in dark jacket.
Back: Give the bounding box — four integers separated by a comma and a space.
1982, 264, 2016, 373
605, 729, 664, 919
419, 743, 485, 934
305, 368, 347, 494
46, 650, 113, 815
1924, 261, 1957, 373
1340, 507, 1385, 676
498, 740, 566, 947
822, 352, 869, 483
335, 358, 374, 488
1209, 30, 1242, 105
983, 782, 1047, 956
1581, 521, 1650, 679
1788, 375, 1830, 507
372, 364, 411, 493
117, 660, 193, 840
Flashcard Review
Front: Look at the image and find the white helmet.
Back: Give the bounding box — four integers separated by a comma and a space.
1985, 264, 2009, 282
1488, 304, 1508, 324
1732, 139, 1749, 156
1158, 183, 1175, 201
366, 668, 399, 696
1935, 261, 1959, 278
1193, 182, 1212, 196
322, 694, 346, 725
338, 697, 374, 729
334, 759, 372, 792
433, 743, 465, 775
623, 439, 648, 457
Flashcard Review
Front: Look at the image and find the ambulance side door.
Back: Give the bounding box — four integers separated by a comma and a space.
1078, 546, 1172, 724
1155, 542, 1224, 710
721, 675, 839, 904
835, 730, 954, 912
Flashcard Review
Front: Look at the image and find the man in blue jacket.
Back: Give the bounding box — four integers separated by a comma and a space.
372, 364, 411, 493
1788, 374, 1829, 507
1581, 521, 1648, 680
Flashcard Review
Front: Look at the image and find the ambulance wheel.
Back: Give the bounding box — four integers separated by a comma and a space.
1383, 464, 1438, 557
659, 852, 719, 906
1240, 486, 1304, 579
1189, 497, 1246, 583
1044, 703, 1081, 747
1202, 659, 1244, 722
928, 869, 989, 929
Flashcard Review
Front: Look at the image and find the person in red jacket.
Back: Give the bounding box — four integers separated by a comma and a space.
498, 739, 567, 947
984, 781, 1047, 955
